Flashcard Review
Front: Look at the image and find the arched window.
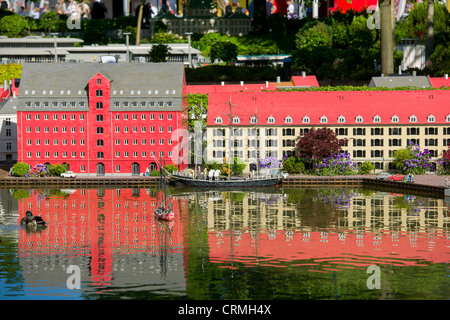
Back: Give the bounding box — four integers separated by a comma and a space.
391, 115, 399, 123
285, 116, 293, 123
96, 114, 103, 122
250, 116, 258, 124
409, 114, 417, 123
427, 114, 436, 122
355, 115, 364, 123
215, 116, 223, 124
97, 139, 104, 146
96, 89, 103, 97
96, 102, 103, 109
320, 115, 328, 123
373, 115, 381, 123
232, 116, 240, 124
267, 116, 275, 124
96, 127, 103, 134
337, 115, 346, 123
97, 152, 104, 159
302, 115, 310, 123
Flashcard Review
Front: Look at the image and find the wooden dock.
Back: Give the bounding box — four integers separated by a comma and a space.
0, 176, 160, 188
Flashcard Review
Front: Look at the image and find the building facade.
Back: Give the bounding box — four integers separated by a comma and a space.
205, 90, 450, 172
17, 63, 188, 176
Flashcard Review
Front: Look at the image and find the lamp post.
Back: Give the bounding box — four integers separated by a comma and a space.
50, 33, 58, 63
124, 32, 131, 63
185, 32, 193, 68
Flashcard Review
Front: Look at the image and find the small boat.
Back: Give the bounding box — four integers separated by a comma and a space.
154, 203, 175, 221
20, 211, 46, 227
154, 158, 175, 221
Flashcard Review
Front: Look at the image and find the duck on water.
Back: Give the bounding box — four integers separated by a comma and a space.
20, 211, 46, 227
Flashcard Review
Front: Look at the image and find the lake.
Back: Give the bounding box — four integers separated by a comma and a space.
0, 186, 448, 300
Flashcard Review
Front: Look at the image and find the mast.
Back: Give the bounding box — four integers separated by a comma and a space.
223, 97, 237, 181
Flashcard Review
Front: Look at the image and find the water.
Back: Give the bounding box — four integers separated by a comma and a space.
0, 187, 448, 300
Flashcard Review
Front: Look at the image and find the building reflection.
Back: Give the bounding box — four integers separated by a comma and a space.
14, 188, 189, 297
200, 189, 449, 269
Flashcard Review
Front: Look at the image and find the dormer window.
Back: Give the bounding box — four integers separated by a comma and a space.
409, 114, 417, 123
302, 115, 310, 123
337, 115, 345, 123
373, 115, 381, 123
391, 115, 399, 123
250, 116, 258, 124
285, 116, 293, 123
215, 116, 223, 124
232, 116, 240, 124
355, 115, 363, 123
446, 114, 450, 122
267, 116, 275, 124
427, 114, 435, 122
320, 115, 328, 123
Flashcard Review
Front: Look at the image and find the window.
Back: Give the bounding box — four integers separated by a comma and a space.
391, 115, 399, 123
6, 129, 11, 136
302, 116, 310, 123
320, 115, 328, 123
427, 114, 436, 122
26, 114, 31, 120
285, 116, 293, 124
232, 116, 240, 124
97, 127, 103, 134
97, 139, 104, 146
267, 116, 275, 124
250, 116, 258, 124
409, 115, 417, 123
97, 152, 104, 159
96, 89, 103, 96
215, 116, 223, 124
355, 115, 363, 123
159, 114, 163, 120
96, 115, 103, 121
446, 114, 450, 122
96, 102, 103, 109
168, 114, 172, 120
337, 115, 346, 123
97, 79, 101, 84
132, 114, 137, 120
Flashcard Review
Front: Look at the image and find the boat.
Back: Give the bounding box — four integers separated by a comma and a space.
168, 168, 284, 188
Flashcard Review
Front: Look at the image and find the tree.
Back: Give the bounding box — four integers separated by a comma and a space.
0, 14, 29, 37
48, 164, 67, 176
0, 64, 22, 82
148, 43, 171, 62
282, 156, 305, 174
296, 127, 347, 165
209, 41, 238, 65
187, 93, 208, 132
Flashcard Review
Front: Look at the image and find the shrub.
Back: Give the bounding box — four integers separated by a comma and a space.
358, 161, 375, 175
48, 164, 67, 176
282, 156, 305, 174
26, 163, 48, 177
316, 152, 359, 176
11, 162, 29, 177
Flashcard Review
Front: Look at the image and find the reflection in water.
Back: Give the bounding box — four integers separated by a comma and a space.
0, 187, 448, 300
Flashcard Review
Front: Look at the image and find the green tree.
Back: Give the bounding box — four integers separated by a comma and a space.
39, 11, 59, 33
392, 148, 413, 172
0, 14, 29, 37
358, 161, 375, 174
295, 21, 332, 51
209, 41, 238, 65
148, 43, 171, 62
10, 162, 29, 177
187, 93, 208, 132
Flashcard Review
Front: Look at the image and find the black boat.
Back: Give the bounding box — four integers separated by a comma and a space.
168, 168, 286, 188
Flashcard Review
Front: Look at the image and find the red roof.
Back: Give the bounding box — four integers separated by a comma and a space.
206, 90, 450, 126
186, 82, 277, 94
291, 75, 320, 87
428, 76, 450, 88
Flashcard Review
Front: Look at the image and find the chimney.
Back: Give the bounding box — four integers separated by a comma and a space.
240, 81, 244, 86
277, 76, 280, 83
266, 81, 269, 88
221, 81, 224, 86
445, 74, 449, 79
412, 70, 416, 77
302, 71, 306, 78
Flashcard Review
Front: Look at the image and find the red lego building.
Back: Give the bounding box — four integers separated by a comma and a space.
16, 63, 188, 176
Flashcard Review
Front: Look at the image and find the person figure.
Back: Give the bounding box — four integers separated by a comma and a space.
265, 0, 273, 16
56, 0, 66, 14
31, 6, 40, 18
91, 0, 107, 18
78, 0, 90, 19
151, 3, 157, 16
224, 0, 232, 14
0, 0, 8, 10
160, 0, 169, 13
66, 0, 78, 15
286, 0, 294, 18
18, 6, 25, 16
